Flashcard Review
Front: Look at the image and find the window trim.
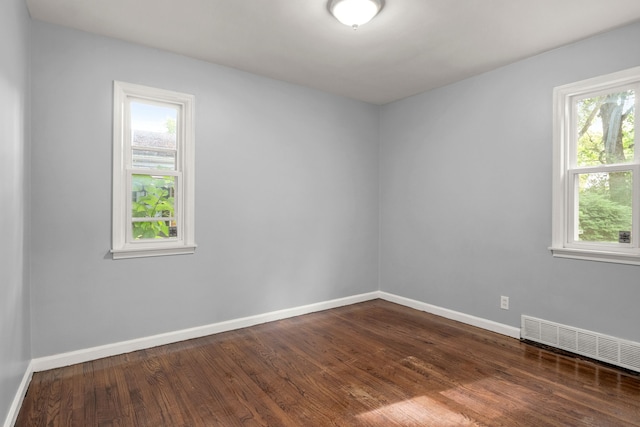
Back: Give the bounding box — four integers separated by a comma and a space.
111, 81, 196, 259
551, 67, 640, 265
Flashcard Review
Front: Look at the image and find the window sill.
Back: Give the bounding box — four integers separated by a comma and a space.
111, 245, 197, 260
549, 246, 640, 266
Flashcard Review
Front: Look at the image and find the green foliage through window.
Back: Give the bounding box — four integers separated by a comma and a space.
578, 191, 632, 242
575, 90, 635, 243
132, 175, 176, 239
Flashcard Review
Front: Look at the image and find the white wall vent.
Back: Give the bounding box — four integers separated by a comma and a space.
521, 315, 640, 373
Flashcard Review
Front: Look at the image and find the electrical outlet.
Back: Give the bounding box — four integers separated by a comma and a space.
500, 296, 509, 310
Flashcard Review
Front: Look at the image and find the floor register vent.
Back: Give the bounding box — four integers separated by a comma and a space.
521, 315, 640, 373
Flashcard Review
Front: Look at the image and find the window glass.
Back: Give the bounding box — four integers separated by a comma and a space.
131, 221, 177, 240
131, 101, 178, 170
575, 171, 632, 243
132, 149, 176, 170
131, 102, 177, 150
131, 174, 176, 240
575, 90, 635, 167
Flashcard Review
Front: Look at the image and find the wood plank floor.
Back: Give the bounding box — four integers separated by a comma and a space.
15, 299, 640, 426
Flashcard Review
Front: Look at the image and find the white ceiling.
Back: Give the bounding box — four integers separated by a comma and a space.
25, 0, 640, 105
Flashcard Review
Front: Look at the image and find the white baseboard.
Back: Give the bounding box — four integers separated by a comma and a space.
379, 292, 521, 339
31, 291, 380, 372
3, 360, 33, 427
29, 290, 520, 373
7, 290, 519, 426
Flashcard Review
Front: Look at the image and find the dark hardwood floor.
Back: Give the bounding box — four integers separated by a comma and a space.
15, 299, 640, 426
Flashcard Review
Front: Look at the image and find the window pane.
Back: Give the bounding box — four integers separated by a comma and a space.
131, 174, 176, 232
131, 101, 177, 150
576, 90, 634, 167
132, 149, 176, 170
576, 171, 632, 243
132, 220, 177, 239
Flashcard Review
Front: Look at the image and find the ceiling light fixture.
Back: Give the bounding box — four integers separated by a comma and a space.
328, 0, 384, 30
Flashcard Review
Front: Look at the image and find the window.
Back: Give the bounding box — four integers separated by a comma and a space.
551, 67, 640, 264
112, 81, 195, 259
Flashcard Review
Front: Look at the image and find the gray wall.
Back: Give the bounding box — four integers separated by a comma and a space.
23, 12, 640, 364
30, 22, 380, 358
380, 22, 640, 342
0, 0, 31, 422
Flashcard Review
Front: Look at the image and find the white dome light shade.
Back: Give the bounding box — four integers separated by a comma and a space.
329, 0, 383, 29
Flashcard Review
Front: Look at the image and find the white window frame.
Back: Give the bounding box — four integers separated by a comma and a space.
551, 67, 640, 265
111, 81, 196, 259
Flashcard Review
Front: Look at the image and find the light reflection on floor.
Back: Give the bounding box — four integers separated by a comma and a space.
356, 394, 480, 426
